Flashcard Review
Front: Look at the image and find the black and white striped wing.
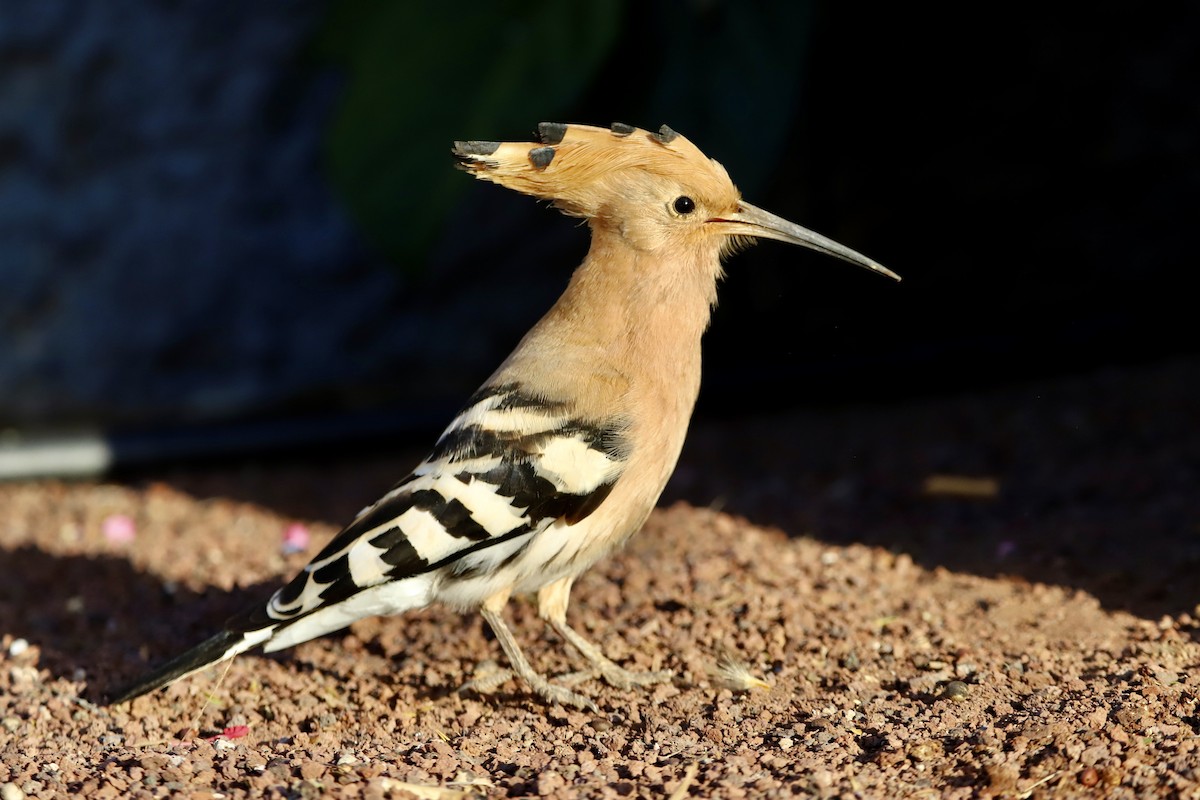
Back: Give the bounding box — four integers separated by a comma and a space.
231, 383, 628, 648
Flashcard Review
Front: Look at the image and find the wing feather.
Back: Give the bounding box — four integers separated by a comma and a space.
229, 383, 628, 640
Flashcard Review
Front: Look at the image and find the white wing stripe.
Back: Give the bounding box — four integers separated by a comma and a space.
394, 506, 460, 562
432, 473, 529, 533
538, 434, 622, 494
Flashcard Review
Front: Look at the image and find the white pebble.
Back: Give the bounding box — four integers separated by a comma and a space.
1, 782, 26, 800
7, 639, 28, 658
9, 666, 39, 685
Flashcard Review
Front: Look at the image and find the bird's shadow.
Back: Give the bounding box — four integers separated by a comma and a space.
0, 538, 573, 706
0, 545, 280, 702
9, 359, 1194, 699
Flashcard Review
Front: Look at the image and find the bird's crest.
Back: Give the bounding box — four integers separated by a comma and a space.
452, 122, 737, 218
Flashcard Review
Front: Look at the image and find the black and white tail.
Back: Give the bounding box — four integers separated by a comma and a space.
107, 627, 272, 705
108, 381, 626, 705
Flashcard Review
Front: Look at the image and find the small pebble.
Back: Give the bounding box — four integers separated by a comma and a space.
9, 665, 39, 685
1, 782, 25, 800
7, 639, 28, 658
908, 739, 944, 761
1152, 669, 1179, 686
101, 514, 137, 544
943, 681, 970, 702
281, 523, 311, 554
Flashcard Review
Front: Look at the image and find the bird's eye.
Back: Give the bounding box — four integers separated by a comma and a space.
672, 196, 696, 215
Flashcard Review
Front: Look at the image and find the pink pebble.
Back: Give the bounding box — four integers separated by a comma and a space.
102, 514, 137, 544
281, 522, 311, 554
205, 724, 250, 741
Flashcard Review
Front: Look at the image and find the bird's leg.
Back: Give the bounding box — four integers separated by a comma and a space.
463, 592, 597, 711
538, 577, 673, 690
479, 606, 597, 711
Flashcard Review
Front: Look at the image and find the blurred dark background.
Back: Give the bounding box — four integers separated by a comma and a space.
0, 1, 1196, 467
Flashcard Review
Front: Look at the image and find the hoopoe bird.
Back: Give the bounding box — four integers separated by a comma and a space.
110, 122, 899, 711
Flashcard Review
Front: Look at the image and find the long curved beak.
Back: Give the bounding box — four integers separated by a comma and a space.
714, 200, 901, 281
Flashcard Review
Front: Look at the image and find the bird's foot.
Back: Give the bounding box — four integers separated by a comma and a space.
548, 619, 672, 690
562, 662, 673, 690
521, 672, 598, 712
599, 664, 673, 690
459, 660, 597, 711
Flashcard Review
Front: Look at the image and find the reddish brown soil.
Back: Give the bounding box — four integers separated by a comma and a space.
2, 358, 1198, 798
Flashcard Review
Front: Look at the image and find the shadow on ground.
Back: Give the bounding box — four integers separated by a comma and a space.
666, 357, 1200, 622
109, 357, 1199, 630
0, 545, 281, 701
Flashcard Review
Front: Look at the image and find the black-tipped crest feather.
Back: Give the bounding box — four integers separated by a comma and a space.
528, 146, 555, 170
453, 140, 501, 156
649, 125, 678, 144
537, 122, 567, 144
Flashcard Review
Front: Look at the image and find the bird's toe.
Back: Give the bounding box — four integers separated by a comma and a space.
597, 665, 674, 690
458, 660, 515, 696
532, 681, 598, 712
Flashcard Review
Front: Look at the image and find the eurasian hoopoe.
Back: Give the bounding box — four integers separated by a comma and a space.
110, 122, 899, 711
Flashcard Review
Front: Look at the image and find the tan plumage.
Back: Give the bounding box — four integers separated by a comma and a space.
448, 123, 897, 707
110, 122, 897, 712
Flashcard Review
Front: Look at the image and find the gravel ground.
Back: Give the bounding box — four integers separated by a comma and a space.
2, 357, 1198, 798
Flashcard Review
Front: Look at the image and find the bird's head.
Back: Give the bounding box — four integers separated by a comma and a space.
453, 122, 899, 281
